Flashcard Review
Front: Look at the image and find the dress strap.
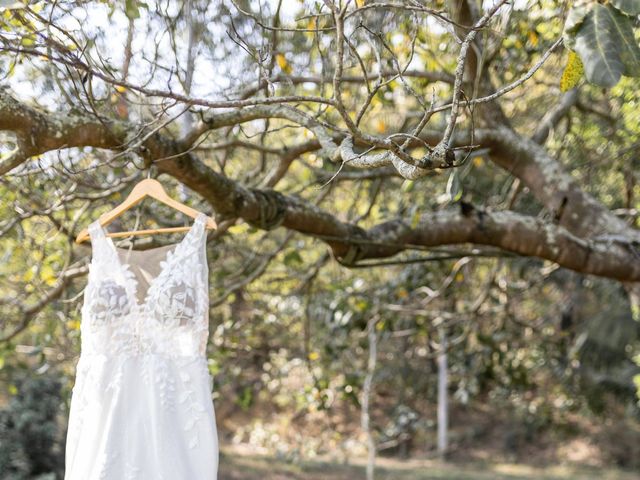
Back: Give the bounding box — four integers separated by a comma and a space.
195, 212, 207, 225
194, 213, 210, 298
87, 220, 112, 269
88, 220, 105, 241
194, 212, 208, 238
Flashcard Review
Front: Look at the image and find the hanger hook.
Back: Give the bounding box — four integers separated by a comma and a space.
145, 162, 157, 179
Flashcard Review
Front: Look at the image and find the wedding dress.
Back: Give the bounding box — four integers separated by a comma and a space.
64, 212, 218, 479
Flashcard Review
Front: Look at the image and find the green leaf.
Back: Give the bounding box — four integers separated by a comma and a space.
604, 6, 640, 76
611, 0, 640, 16
284, 250, 303, 266
125, 0, 140, 19
401, 179, 414, 192
573, 4, 625, 87
446, 170, 462, 203
563, 3, 592, 51
564, 3, 591, 34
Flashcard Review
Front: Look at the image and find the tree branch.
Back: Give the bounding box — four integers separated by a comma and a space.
2, 90, 640, 282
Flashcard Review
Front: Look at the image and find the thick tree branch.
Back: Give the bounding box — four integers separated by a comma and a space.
475, 126, 638, 241
2, 90, 639, 282
0, 87, 126, 175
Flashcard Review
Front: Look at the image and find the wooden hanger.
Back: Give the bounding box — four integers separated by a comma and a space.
75, 178, 217, 244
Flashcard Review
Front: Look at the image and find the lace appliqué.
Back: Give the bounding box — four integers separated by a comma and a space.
81, 213, 209, 358
89, 280, 131, 326
140, 354, 177, 411
179, 369, 206, 449
145, 249, 200, 328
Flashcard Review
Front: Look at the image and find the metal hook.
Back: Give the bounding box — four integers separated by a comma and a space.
145, 162, 158, 179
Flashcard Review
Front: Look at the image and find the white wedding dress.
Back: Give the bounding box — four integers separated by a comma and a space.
64, 212, 218, 479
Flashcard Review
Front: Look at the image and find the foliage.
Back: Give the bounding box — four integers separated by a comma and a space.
0, 373, 65, 479
563, 0, 640, 87
0, 0, 639, 472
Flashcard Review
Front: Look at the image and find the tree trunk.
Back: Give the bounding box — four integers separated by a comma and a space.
437, 326, 449, 458
362, 315, 379, 480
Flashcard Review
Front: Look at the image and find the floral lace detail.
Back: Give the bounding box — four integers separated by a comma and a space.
105, 357, 125, 396
149, 274, 197, 327
179, 368, 208, 449
90, 279, 131, 326
81, 213, 209, 358
156, 356, 178, 411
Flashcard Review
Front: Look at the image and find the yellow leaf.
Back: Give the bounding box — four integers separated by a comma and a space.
473, 157, 484, 167
528, 30, 538, 47
560, 50, 583, 92
455, 272, 464, 282
355, 299, 368, 312
275, 53, 292, 74
8, 384, 18, 395
23, 267, 34, 282
115, 85, 127, 93
374, 119, 386, 133
40, 264, 57, 286
401, 180, 414, 192
20, 36, 34, 47
67, 320, 81, 330
308, 351, 319, 361
411, 210, 420, 229
411, 147, 426, 158
355, 0, 365, 7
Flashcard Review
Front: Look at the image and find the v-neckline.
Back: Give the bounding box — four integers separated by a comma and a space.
98, 213, 204, 310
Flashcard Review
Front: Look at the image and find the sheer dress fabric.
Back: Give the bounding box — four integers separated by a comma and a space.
64, 212, 218, 480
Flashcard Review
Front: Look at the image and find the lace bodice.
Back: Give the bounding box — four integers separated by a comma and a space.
81, 212, 210, 357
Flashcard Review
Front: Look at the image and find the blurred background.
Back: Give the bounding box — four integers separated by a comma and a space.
1, 0, 639, 479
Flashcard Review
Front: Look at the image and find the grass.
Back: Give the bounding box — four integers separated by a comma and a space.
218, 448, 638, 480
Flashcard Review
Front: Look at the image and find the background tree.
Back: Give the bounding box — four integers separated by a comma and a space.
1, 0, 639, 478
